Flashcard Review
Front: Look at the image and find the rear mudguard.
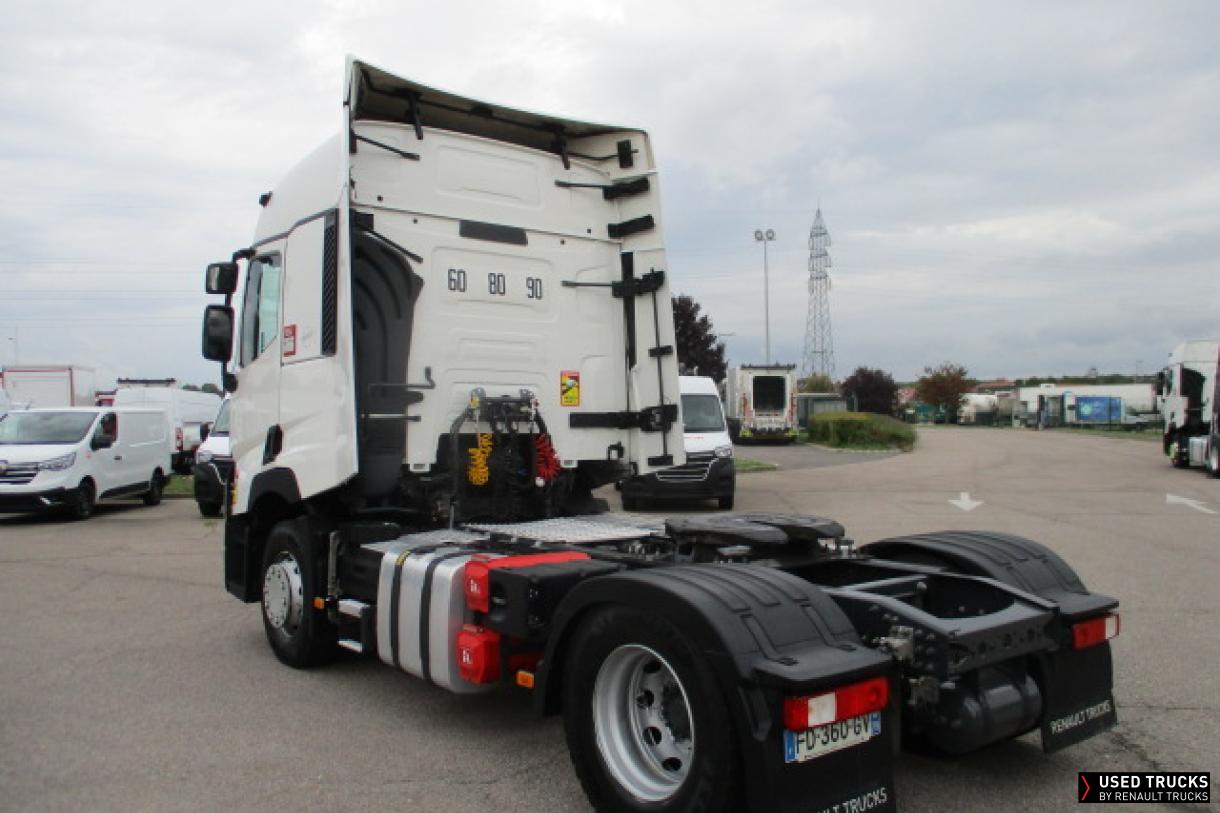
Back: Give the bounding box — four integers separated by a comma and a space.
537, 564, 898, 813
866, 531, 1119, 752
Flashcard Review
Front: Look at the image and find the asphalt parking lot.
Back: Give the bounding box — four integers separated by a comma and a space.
1, 427, 1216, 812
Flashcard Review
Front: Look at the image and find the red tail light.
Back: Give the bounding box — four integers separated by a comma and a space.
783, 676, 890, 731
1072, 613, 1120, 650
456, 625, 500, 684
175, 427, 184, 451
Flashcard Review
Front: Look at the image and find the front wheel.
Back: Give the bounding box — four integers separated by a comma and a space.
716, 494, 734, 510
261, 518, 337, 668
197, 501, 222, 518
1207, 443, 1220, 478
68, 479, 96, 521
562, 606, 741, 813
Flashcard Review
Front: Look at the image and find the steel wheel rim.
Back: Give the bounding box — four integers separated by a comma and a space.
263, 552, 304, 634
593, 644, 695, 802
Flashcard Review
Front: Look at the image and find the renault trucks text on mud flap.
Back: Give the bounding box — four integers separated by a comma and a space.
200, 57, 1121, 813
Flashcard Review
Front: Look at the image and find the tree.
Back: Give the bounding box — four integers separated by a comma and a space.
671, 294, 727, 382
800, 374, 837, 393
916, 363, 972, 422
181, 383, 201, 391
201, 383, 223, 396
840, 367, 898, 414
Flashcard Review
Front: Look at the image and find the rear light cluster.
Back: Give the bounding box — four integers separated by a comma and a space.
456, 552, 590, 685
1072, 613, 1120, 650
783, 676, 890, 732
174, 427, 184, 451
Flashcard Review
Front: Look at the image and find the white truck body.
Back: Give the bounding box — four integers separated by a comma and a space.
723, 364, 798, 440
1158, 339, 1220, 472
1, 366, 96, 408
0, 407, 171, 517
222, 57, 682, 520
114, 387, 222, 471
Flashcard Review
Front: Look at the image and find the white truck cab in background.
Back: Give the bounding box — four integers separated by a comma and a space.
1158, 339, 1220, 474
0, 407, 172, 519
114, 386, 222, 473
621, 375, 735, 509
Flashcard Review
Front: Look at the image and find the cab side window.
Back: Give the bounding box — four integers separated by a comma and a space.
95, 413, 117, 442
239, 255, 283, 367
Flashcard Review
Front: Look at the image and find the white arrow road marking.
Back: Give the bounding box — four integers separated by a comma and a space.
1166, 494, 1217, 515
949, 492, 984, 511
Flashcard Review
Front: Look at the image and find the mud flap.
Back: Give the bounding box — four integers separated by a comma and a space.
1037, 642, 1118, 753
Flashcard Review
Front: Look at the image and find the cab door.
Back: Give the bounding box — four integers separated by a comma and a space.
231, 250, 284, 506
88, 411, 126, 494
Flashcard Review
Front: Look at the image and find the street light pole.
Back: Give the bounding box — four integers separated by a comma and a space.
754, 229, 775, 363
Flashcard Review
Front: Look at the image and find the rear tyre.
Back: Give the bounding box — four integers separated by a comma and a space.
68, 479, 96, 521
622, 495, 641, 512
1208, 443, 1220, 478
1169, 432, 1188, 468
197, 501, 222, 518
562, 606, 741, 813
142, 471, 164, 506
716, 495, 734, 510
260, 518, 338, 668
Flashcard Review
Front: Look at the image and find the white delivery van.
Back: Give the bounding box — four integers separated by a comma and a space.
114, 387, 222, 473
621, 376, 735, 509
0, 407, 172, 519
193, 398, 232, 517
723, 363, 799, 442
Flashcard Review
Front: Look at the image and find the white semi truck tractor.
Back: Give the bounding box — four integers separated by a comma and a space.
1157, 339, 1220, 474
200, 58, 1121, 813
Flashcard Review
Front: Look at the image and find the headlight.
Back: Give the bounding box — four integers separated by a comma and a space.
714, 445, 733, 458
196, 450, 214, 464
39, 452, 76, 471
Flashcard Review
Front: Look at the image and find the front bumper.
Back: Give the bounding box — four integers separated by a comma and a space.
623, 455, 735, 500
0, 487, 73, 513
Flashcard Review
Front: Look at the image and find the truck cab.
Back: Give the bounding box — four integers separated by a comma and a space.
1157, 339, 1220, 470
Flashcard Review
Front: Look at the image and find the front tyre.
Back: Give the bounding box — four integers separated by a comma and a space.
142, 471, 164, 506
1207, 443, 1220, 478
68, 479, 96, 521
562, 606, 740, 813
260, 518, 337, 668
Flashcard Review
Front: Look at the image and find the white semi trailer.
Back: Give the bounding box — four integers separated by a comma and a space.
199, 57, 1120, 813
1158, 339, 1220, 474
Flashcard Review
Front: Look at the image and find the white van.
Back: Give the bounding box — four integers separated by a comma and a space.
193, 398, 232, 517
114, 387, 221, 472
621, 376, 735, 509
0, 407, 172, 520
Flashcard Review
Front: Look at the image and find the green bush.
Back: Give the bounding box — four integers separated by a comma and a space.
807, 411, 917, 451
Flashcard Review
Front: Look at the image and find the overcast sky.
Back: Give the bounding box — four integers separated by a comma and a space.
2, 0, 1217, 387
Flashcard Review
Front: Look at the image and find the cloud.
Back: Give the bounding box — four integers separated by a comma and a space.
1, 0, 1217, 388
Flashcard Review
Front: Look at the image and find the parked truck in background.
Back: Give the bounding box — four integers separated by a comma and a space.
0, 365, 96, 409
199, 58, 1121, 813
723, 364, 799, 442
1158, 339, 1220, 475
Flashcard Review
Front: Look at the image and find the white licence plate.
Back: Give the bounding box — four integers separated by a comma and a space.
783, 712, 881, 764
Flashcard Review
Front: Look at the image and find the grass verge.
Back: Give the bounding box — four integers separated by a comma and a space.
735, 457, 779, 473
164, 474, 194, 498
806, 411, 917, 452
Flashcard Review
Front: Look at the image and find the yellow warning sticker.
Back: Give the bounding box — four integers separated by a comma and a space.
560, 371, 581, 407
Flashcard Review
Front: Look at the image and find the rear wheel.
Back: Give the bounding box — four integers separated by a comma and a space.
260, 518, 338, 668
1208, 443, 1220, 478
622, 495, 642, 512
68, 479, 96, 521
562, 606, 740, 813
142, 471, 164, 506
716, 495, 734, 510
1169, 432, 1189, 468
197, 501, 222, 518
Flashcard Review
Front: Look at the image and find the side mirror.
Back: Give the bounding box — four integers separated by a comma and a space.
1154, 371, 1166, 396
92, 433, 115, 450
200, 423, 211, 442
202, 305, 235, 362
206, 262, 239, 295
